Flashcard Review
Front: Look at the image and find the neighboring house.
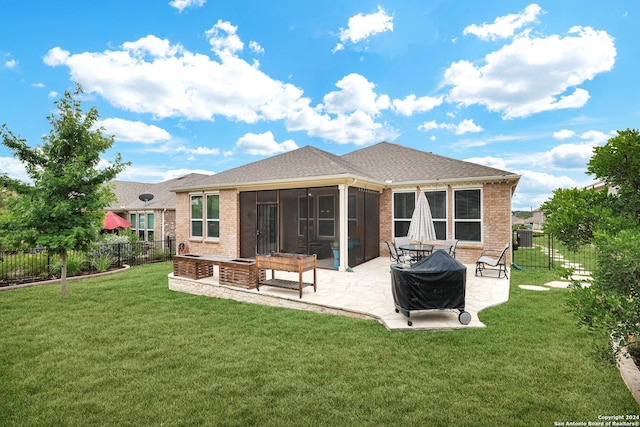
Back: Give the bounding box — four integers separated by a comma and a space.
171, 142, 520, 270
106, 173, 210, 244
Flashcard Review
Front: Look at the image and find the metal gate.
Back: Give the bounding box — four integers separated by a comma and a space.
512, 232, 596, 275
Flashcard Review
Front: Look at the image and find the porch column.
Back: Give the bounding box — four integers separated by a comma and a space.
339, 183, 347, 272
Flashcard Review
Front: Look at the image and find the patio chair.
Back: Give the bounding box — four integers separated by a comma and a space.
433, 239, 458, 258
385, 241, 413, 264
475, 243, 510, 279
393, 236, 413, 258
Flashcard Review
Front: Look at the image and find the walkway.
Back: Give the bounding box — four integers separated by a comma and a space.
168, 257, 510, 331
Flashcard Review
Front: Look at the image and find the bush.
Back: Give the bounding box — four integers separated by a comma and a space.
93, 234, 134, 262
90, 253, 116, 272
569, 228, 640, 360
49, 251, 89, 278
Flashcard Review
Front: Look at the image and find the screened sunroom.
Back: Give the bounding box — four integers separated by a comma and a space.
238, 187, 379, 270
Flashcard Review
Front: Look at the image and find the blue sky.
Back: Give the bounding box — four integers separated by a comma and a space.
1, 1, 637, 210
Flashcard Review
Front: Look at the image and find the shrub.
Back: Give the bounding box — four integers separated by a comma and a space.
93, 234, 134, 262
569, 228, 640, 360
90, 253, 116, 272
49, 251, 89, 278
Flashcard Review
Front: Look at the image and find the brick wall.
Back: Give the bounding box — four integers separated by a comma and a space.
379, 182, 513, 265
175, 189, 240, 257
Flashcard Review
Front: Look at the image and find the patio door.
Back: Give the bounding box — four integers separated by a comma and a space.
257, 203, 278, 255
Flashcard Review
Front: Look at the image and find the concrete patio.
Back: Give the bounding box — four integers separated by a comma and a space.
168, 256, 510, 331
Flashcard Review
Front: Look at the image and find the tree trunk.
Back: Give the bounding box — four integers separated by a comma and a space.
60, 250, 68, 298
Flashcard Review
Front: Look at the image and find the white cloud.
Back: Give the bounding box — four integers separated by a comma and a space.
580, 129, 612, 144
418, 118, 483, 135
249, 41, 264, 54
464, 156, 509, 170
4, 59, 17, 69
287, 103, 399, 145
444, 25, 616, 119
392, 94, 443, 116
206, 20, 244, 57
163, 168, 214, 180
512, 169, 577, 207
544, 142, 596, 169
176, 145, 220, 160
116, 165, 214, 182
334, 5, 393, 52
463, 4, 543, 41
168, 0, 206, 13
97, 118, 171, 144
553, 129, 575, 140
235, 131, 298, 155
322, 73, 389, 116
0, 157, 29, 182
43, 24, 400, 146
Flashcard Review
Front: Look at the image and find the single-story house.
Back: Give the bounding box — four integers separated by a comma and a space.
106, 173, 209, 244
171, 141, 520, 270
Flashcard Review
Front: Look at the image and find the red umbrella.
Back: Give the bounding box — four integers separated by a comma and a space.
103, 211, 132, 230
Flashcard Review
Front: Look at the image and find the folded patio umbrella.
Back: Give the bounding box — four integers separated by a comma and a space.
407, 191, 436, 243
103, 211, 132, 230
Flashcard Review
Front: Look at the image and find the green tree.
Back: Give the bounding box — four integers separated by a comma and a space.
0, 84, 129, 297
588, 128, 640, 223
541, 187, 614, 251
542, 128, 640, 360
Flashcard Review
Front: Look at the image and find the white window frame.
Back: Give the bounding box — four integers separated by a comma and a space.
190, 194, 204, 238
205, 193, 220, 240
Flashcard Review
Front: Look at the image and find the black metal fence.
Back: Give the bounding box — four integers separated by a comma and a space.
512, 231, 596, 275
0, 238, 175, 288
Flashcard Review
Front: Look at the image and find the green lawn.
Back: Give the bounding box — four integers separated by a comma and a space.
0, 262, 636, 426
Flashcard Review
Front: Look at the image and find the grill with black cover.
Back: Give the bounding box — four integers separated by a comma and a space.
390, 249, 471, 326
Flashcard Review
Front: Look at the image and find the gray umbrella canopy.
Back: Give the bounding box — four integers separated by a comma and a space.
407, 191, 437, 243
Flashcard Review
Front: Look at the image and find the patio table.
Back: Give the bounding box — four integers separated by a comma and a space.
399, 244, 433, 261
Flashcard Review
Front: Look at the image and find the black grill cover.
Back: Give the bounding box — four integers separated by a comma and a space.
390, 250, 467, 313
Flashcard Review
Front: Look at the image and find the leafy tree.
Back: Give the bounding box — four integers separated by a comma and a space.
541, 187, 612, 251
0, 84, 129, 297
588, 128, 640, 223
542, 128, 640, 360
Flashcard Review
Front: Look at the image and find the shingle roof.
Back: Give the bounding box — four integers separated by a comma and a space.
164, 142, 519, 194
175, 145, 380, 190
342, 142, 517, 184
107, 173, 210, 211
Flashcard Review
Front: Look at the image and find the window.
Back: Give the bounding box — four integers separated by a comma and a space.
129, 212, 154, 241
393, 192, 415, 237
317, 195, 335, 237
206, 194, 220, 239
138, 213, 145, 239
424, 190, 447, 240
190, 195, 203, 238
147, 213, 154, 241
454, 189, 481, 242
